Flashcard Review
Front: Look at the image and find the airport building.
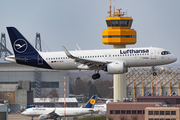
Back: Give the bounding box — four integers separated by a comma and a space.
126, 67, 180, 100
0, 62, 69, 111
107, 96, 180, 120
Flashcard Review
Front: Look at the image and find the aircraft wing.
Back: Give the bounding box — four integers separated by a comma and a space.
62, 46, 108, 70
39, 108, 61, 119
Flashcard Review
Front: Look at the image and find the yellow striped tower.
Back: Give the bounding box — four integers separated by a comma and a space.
102, 4, 136, 102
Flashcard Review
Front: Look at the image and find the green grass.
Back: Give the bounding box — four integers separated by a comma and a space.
78, 116, 106, 120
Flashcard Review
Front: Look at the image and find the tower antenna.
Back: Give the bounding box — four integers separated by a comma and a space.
113, 0, 115, 16
109, 0, 111, 17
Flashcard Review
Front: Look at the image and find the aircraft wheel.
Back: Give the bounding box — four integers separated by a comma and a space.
92, 74, 97, 80
96, 73, 100, 79
92, 73, 101, 80
153, 72, 157, 76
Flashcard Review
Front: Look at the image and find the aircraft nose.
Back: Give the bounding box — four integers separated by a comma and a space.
172, 55, 177, 62
21, 111, 25, 115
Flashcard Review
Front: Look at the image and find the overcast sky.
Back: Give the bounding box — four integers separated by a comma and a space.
0, 0, 180, 65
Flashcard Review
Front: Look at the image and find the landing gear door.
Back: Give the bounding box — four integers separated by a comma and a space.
38, 55, 43, 65
151, 49, 156, 59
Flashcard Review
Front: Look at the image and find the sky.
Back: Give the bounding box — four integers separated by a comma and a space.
0, 0, 180, 65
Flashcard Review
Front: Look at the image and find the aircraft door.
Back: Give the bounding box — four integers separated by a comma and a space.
38, 55, 43, 65
151, 49, 156, 59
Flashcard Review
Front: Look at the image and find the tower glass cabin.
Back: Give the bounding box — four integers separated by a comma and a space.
102, 9, 137, 45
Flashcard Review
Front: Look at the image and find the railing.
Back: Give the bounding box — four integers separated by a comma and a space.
144, 68, 163, 87
126, 68, 138, 80
127, 68, 146, 86
135, 68, 153, 87
162, 68, 180, 86
153, 68, 173, 87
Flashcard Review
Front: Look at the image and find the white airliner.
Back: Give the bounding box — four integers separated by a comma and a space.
5, 27, 177, 79
94, 98, 114, 116
94, 102, 107, 116
83, 100, 109, 117
21, 95, 97, 120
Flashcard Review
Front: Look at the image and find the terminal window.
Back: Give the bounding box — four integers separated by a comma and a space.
127, 110, 131, 114
121, 110, 125, 114
137, 110, 142, 114
165, 111, 170, 115
148, 111, 153, 115
154, 111, 159, 115
171, 111, 176, 115
31, 82, 59, 88
110, 110, 115, 114
116, 110, 120, 114
132, 110, 136, 114
160, 111, 164, 115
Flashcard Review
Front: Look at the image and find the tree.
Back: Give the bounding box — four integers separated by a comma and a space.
69, 83, 74, 94
94, 80, 113, 98
74, 78, 87, 95
131, 116, 138, 120
107, 116, 114, 120
89, 84, 98, 98
48, 88, 59, 98
120, 116, 127, 120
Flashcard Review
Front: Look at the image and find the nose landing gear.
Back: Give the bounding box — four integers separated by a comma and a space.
152, 66, 157, 76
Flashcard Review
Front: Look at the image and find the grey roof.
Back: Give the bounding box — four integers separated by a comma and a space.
0, 84, 18, 91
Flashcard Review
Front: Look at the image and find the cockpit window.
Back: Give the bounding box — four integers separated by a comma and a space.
161, 51, 171, 55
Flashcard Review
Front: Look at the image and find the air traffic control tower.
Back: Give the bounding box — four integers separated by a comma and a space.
102, 3, 137, 102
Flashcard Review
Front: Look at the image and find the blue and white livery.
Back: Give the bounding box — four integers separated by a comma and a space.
5, 27, 177, 79
21, 95, 97, 120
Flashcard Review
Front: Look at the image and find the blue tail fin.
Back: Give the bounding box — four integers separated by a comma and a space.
7, 27, 38, 56
6, 27, 52, 69
83, 95, 97, 108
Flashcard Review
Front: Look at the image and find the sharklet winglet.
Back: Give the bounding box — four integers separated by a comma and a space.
62, 46, 76, 59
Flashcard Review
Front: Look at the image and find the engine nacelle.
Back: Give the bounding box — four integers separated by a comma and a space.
106, 62, 125, 74
39, 114, 49, 120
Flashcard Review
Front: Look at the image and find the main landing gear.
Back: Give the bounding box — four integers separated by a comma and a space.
152, 66, 157, 76
92, 73, 100, 80
92, 70, 100, 80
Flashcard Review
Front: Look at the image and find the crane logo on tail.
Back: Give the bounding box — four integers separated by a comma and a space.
13, 39, 28, 53
90, 99, 95, 105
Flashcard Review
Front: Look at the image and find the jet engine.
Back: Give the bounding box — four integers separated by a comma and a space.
39, 114, 49, 120
104, 62, 125, 74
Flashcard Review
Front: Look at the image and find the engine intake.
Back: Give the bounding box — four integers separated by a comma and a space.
105, 62, 125, 74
